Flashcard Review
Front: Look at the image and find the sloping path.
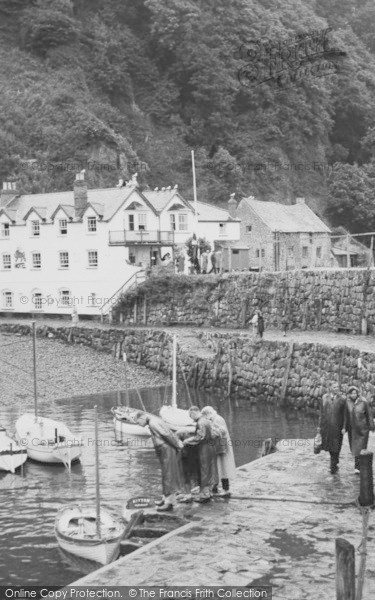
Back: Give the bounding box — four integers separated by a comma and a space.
71, 436, 375, 599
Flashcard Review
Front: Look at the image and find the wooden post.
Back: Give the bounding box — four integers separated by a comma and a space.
358, 451, 374, 507
228, 246, 232, 272
280, 342, 294, 406
143, 296, 147, 325
336, 538, 355, 600
346, 234, 351, 269
369, 235, 374, 267
356, 508, 371, 600
133, 299, 137, 324
32, 321, 38, 419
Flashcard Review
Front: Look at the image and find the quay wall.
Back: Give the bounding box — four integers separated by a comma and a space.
114, 269, 375, 335
1, 323, 375, 409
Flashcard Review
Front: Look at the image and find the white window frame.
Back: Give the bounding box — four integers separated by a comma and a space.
31, 220, 40, 236
302, 246, 308, 259
59, 289, 71, 307
1, 222, 10, 238
88, 250, 98, 268
170, 214, 176, 231
3, 290, 13, 309
178, 213, 188, 231
87, 216, 97, 233
316, 246, 322, 258
59, 251, 69, 269
2, 253, 11, 270
138, 213, 147, 231
31, 252, 41, 269
59, 218, 68, 235
33, 292, 43, 310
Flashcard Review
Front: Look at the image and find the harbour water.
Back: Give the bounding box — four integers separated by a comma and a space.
0, 385, 316, 586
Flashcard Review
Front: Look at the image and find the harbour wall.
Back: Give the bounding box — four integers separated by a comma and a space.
1, 323, 374, 409
114, 269, 375, 335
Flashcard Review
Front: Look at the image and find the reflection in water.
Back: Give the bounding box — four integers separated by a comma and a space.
0, 383, 316, 586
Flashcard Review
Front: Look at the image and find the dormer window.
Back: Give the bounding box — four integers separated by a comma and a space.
59, 219, 68, 235
1, 223, 9, 238
31, 220, 40, 236
87, 216, 97, 233
178, 214, 187, 231
138, 213, 147, 230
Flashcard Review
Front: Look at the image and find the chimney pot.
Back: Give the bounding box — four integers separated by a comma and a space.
1, 180, 18, 207
228, 193, 237, 218
296, 197, 305, 205
74, 172, 88, 215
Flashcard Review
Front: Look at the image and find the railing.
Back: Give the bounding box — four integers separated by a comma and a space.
100, 269, 146, 321
109, 230, 175, 244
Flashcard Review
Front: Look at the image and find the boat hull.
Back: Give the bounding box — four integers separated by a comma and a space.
0, 428, 28, 473
55, 505, 125, 566
159, 405, 194, 428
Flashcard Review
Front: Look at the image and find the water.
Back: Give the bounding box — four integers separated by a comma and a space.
0, 384, 316, 586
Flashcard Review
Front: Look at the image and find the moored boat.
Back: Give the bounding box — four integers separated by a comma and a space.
55, 504, 125, 565
159, 335, 194, 429
0, 426, 28, 473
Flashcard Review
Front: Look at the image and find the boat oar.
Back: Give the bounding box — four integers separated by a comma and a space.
121, 509, 144, 541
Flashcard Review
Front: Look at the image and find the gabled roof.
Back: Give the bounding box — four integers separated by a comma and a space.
23, 207, 47, 221
82, 202, 105, 219
196, 201, 239, 222
50, 204, 75, 220
143, 190, 193, 213
241, 197, 330, 233
0, 207, 17, 222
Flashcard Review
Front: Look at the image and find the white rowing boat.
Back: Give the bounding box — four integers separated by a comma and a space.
55, 504, 125, 565
15, 414, 82, 468
159, 335, 194, 428
112, 406, 153, 445
0, 426, 28, 473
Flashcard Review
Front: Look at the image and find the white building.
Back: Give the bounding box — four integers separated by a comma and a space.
0, 174, 240, 317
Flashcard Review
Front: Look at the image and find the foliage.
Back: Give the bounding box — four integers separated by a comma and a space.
20, 1, 77, 56
185, 236, 212, 260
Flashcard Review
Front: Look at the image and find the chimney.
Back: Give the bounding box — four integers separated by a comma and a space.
74, 171, 88, 215
1, 181, 17, 207
228, 193, 237, 218
296, 197, 305, 205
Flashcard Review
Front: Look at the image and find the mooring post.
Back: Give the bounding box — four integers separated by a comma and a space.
358, 450, 374, 507
336, 538, 355, 600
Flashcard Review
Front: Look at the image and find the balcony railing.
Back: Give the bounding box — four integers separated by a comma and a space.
109, 230, 175, 245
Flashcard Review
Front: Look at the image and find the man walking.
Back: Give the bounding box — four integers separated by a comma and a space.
319, 383, 345, 474
136, 411, 183, 510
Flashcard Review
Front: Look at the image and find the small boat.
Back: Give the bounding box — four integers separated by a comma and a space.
55, 504, 125, 565
14, 322, 82, 468
159, 335, 194, 429
15, 413, 82, 468
55, 406, 126, 565
112, 406, 152, 438
0, 426, 27, 473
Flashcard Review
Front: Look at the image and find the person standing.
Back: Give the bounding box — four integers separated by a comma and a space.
201, 406, 236, 496
319, 384, 345, 474
215, 247, 223, 274
281, 310, 288, 337
209, 250, 217, 274
250, 312, 258, 337
257, 310, 265, 339
136, 411, 183, 510
183, 406, 218, 502
343, 386, 375, 473
200, 249, 209, 274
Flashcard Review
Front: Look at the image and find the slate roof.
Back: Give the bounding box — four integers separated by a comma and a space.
242, 198, 330, 233
195, 201, 239, 222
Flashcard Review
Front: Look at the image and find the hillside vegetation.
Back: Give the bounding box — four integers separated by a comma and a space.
1, 0, 375, 231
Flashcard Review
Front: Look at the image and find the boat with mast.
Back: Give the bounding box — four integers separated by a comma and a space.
159, 335, 194, 428
55, 406, 125, 565
15, 322, 82, 468
0, 425, 27, 473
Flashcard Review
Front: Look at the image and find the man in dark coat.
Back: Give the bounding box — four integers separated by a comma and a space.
319, 384, 345, 474
183, 406, 219, 502
343, 386, 375, 473
257, 310, 265, 339
136, 411, 183, 510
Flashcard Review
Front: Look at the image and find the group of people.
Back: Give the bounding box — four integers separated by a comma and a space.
319, 384, 375, 474
135, 405, 236, 511
199, 248, 222, 274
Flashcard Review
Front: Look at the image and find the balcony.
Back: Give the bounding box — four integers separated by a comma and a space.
109, 230, 175, 245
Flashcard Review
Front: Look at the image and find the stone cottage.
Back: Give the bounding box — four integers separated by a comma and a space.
231, 195, 332, 271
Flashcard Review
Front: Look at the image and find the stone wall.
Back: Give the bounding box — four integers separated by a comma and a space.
115, 269, 375, 335
2, 323, 374, 410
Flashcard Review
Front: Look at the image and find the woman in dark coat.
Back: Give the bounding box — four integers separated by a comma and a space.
257, 310, 265, 339
343, 386, 375, 473
319, 384, 345, 474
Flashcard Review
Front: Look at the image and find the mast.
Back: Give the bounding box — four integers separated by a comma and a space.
32, 321, 38, 419
123, 352, 129, 407
94, 405, 101, 539
191, 150, 200, 265
172, 335, 177, 409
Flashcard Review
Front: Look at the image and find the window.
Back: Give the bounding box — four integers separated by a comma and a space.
1, 223, 9, 237
3, 291, 13, 309
33, 293, 43, 310
31, 220, 40, 236
178, 214, 188, 231
59, 251, 69, 269
309, 233, 313, 244
129, 253, 136, 264
170, 214, 176, 231
261, 249, 265, 258
219, 223, 227, 236
2, 254, 11, 269
256, 249, 260, 258
59, 289, 71, 307
316, 246, 322, 258
302, 246, 308, 258
88, 250, 98, 268
59, 219, 68, 235
246, 225, 252, 232
129, 214, 135, 231
88, 293, 97, 306
138, 213, 147, 230
32, 252, 41, 269
288, 247, 294, 258
87, 216, 97, 232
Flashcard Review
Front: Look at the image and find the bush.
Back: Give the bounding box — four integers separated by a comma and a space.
21, 1, 77, 56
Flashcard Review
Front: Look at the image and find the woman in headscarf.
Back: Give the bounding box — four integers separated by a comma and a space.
343, 386, 375, 473
201, 406, 236, 497
319, 383, 345, 474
